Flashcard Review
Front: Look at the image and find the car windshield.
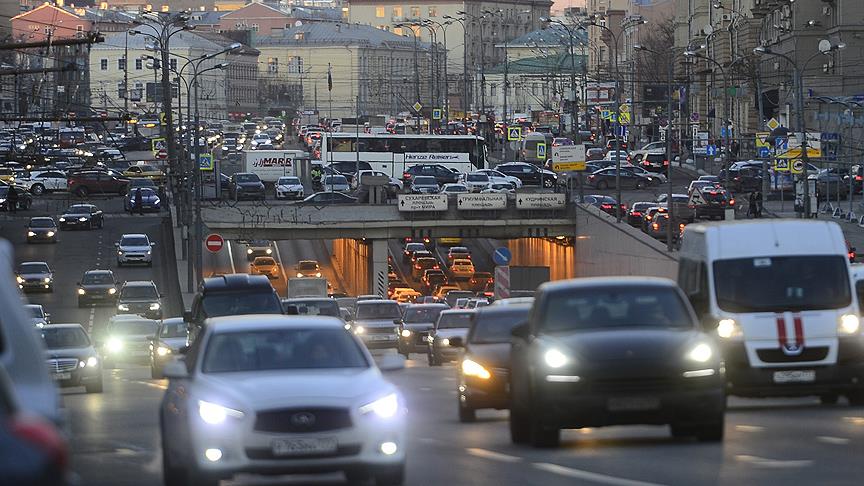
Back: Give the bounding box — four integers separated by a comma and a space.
19, 263, 49, 273
471, 308, 530, 343
202, 328, 368, 373
201, 291, 283, 317
467, 174, 488, 182
437, 312, 474, 329
30, 219, 55, 228
298, 261, 319, 270
27, 306, 44, 317
714, 256, 851, 313
324, 176, 347, 184
255, 258, 276, 266
406, 243, 425, 252
445, 185, 468, 192
404, 307, 445, 323
541, 286, 694, 332
160, 321, 188, 338
41, 328, 89, 348
83, 272, 113, 284
283, 299, 340, 317
121, 285, 158, 299
278, 177, 300, 185
414, 176, 437, 185
66, 205, 90, 215
120, 236, 149, 246
235, 174, 260, 183
111, 320, 158, 335
356, 302, 402, 319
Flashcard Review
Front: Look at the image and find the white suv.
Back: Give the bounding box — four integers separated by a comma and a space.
116, 233, 155, 267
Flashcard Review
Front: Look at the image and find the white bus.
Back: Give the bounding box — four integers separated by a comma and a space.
678, 220, 864, 404
319, 133, 487, 177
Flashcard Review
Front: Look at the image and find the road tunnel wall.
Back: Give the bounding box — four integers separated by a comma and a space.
331, 239, 369, 296
506, 238, 576, 282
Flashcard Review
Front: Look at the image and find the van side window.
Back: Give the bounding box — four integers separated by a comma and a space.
856, 281, 864, 315
679, 258, 709, 317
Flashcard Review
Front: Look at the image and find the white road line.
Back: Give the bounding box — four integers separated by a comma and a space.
735, 455, 814, 468
133, 380, 168, 391
842, 416, 864, 425
532, 463, 668, 486
272, 242, 289, 281
734, 425, 765, 432
465, 448, 522, 463
817, 436, 850, 445
226, 240, 237, 274
87, 308, 96, 333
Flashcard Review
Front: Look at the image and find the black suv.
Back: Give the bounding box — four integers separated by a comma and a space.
495, 162, 557, 188
228, 172, 265, 201
117, 280, 163, 319
184, 274, 283, 343
402, 164, 460, 185
508, 278, 724, 447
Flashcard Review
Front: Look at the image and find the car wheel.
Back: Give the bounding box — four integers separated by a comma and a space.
31, 184, 44, 195
427, 352, 436, 366
85, 379, 103, 394
373, 464, 405, 486
597, 180, 608, 190
530, 417, 560, 448
161, 439, 189, 486
820, 393, 840, 405
695, 419, 725, 442
508, 405, 531, 444
117, 260, 123, 267
75, 186, 88, 197
458, 400, 476, 423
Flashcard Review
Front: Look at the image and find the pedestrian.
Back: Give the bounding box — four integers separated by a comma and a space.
755, 190, 763, 218
747, 192, 757, 218
134, 188, 143, 215
6, 184, 17, 213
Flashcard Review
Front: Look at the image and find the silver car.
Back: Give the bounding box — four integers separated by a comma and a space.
322, 174, 351, 193
15, 261, 54, 293
352, 300, 403, 349
116, 233, 155, 267
428, 309, 474, 365
24, 304, 49, 328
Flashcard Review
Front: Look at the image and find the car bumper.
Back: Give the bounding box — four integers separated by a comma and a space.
533, 377, 725, 428
235, 191, 265, 200
431, 342, 460, 362
276, 191, 303, 200
186, 412, 406, 477
53, 366, 101, 387
359, 334, 398, 349
460, 373, 510, 410
19, 281, 52, 291
59, 220, 90, 229
79, 293, 117, 304
27, 233, 56, 242
104, 345, 151, 363
117, 308, 162, 319
118, 254, 152, 264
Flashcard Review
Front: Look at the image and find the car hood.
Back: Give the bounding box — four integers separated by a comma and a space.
433, 328, 468, 340
119, 245, 150, 252
19, 272, 51, 278
544, 329, 704, 364
195, 367, 394, 408
403, 322, 435, 331
29, 227, 56, 233
158, 337, 187, 350
45, 346, 95, 360
277, 184, 303, 190
236, 182, 264, 189
120, 297, 159, 304
82, 283, 115, 291
61, 213, 90, 219
354, 318, 399, 328
465, 342, 511, 369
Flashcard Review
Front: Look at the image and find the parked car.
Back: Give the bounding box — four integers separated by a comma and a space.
410, 176, 440, 194
586, 168, 652, 190
495, 162, 557, 188
403, 164, 460, 185
0, 185, 32, 211
274, 176, 304, 200
301, 191, 358, 204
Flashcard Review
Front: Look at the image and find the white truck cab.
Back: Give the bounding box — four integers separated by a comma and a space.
678, 220, 864, 404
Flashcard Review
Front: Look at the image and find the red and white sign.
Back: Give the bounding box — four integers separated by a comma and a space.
205, 234, 224, 253
494, 265, 510, 300
155, 148, 168, 160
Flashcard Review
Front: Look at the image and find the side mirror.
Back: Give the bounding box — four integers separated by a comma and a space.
162, 360, 189, 379
285, 305, 299, 315
114, 242, 119, 248
378, 354, 406, 372
511, 322, 530, 339
150, 242, 156, 247
448, 336, 464, 348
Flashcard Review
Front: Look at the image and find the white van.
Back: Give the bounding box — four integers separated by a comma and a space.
678, 220, 864, 405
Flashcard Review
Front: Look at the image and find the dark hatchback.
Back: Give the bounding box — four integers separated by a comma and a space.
26, 217, 58, 243
149, 318, 189, 379
397, 304, 449, 356
451, 304, 531, 422
77, 269, 118, 307
508, 278, 725, 447
58, 203, 104, 230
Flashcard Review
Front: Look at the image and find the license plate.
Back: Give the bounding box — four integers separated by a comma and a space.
607, 397, 660, 412
271, 438, 337, 456
52, 372, 71, 380
773, 370, 816, 383
371, 335, 392, 341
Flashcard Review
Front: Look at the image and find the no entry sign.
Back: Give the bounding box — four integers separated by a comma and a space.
205, 234, 224, 253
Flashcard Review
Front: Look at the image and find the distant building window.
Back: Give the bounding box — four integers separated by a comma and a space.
490, 84, 496, 97
410, 6, 420, 18
100, 59, 107, 70
272, 27, 283, 36
392, 6, 402, 17
135, 58, 142, 70
428, 6, 437, 17
267, 57, 278, 74
375, 6, 385, 18
170, 59, 177, 70
288, 56, 303, 74
294, 32, 305, 40
76, 25, 83, 32
161, 5, 169, 12
251, 24, 259, 32
118, 58, 126, 70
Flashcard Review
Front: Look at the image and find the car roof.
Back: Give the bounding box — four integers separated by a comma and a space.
84, 269, 113, 275
406, 303, 448, 309
357, 299, 399, 305
475, 304, 532, 315
29, 217, 54, 222
120, 233, 148, 238
160, 317, 184, 325
41, 323, 85, 330
202, 273, 274, 292
539, 276, 677, 293
122, 280, 156, 287
206, 314, 342, 333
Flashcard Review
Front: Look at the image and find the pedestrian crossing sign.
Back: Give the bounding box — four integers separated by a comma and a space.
432, 108, 442, 120
774, 159, 790, 172
507, 126, 522, 141
151, 137, 167, 154
601, 110, 611, 120
199, 153, 214, 171
619, 111, 631, 125
159, 112, 167, 126
536, 143, 547, 159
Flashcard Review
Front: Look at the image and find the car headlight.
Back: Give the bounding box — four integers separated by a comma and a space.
27, 231, 35, 237
78, 217, 87, 222
146, 250, 152, 255
198, 400, 244, 425
544, 349, 569, 368
43, 277, 51, 283
117, 250, 124, 255
78, 288, 86, 295
297, 272, 303, 278
716, 318, 742, 339
461, 358, 492, 379
265, 248, 272, 255
16, 276, 23, 283
117, 304, 130, 311
149, 303, 160, 311
359, 393, 399, 419
440, 338, 450, 346
686, 342, 713, 363
400, 329, 412, 338
354, 326, 365, 335
156, 346, 171, 356
839, 314, 860, 335
58, 217, 65, 222
315, 272, 322, 277
246, 249, 253, 254
106, 338, 123, 353
46, 231, 55, 237
108, 288, 117, 295
85, 356, 99, 367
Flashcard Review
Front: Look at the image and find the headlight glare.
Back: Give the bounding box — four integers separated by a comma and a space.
78, 288, 86, 295
461, 358, 491, 379
400, 329, 411, 338
118, 304, 130, 311
686, 343, 713, 363
16, 276, 23, 283
106, 338, 123, 353
839, 314, 860, 335
86, 356, 99, 367
544, 349, 569, 368
156, 346, 171, 356
27, 231, 35, 237
108, 288, 117, 295
717, 318, 741, 339
198, 400, 244, 425
149, 303, 161, 310
359, 393, 399, 418
78, 217, 87, 222
353, 326, 365, 335
46, 231, 55, 237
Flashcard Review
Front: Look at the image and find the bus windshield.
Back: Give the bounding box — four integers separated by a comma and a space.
713, 256, 851, 313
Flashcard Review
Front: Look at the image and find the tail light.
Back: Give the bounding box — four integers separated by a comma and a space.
663, 160, 669, 166
10, 415, 68, 472
679, 223, 686, 231
403, 172, 412, 180
730, 199, 735, 206
646, 215, 653, 221
631, 211, 642, 217
642, 161, 650, 166
652, 222, 659, 231
601, 203, 613, 209
850, 251, 856, 260
856, 176, 862, 181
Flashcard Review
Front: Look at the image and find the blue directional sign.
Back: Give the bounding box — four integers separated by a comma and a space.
758, 147, 771, 157
493, 247, 512, 266
720, 127, 728, 138
199, 153, 214, 171
776, 137, 789, 151
706, 145, 718, 156
536, 142, 547, 159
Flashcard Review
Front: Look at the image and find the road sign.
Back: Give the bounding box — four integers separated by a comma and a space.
791, 159, 805, 174
551, 145, 586, 172
773, 159, 790, 172
619, 111, 631, 125
432, 108, 442, 120
601, 109, 611, 120
516, 193, 566, 210
758, 147, 771, 157
706, 145, 718, 156
456, 193, 507, 210
493, 247, 512, 266
151, 137, 167, 153
205, 234, 224, 253
536, 142, 547, 159
397, 194, 447, 212
767, 117, 780, 130
159, 112, 167, 126
199, 153, 213, 171
412, 101, 423, 112
507, 126, 522, 141
155, 149, 168, 160
494, 265, 510, 300
690, 112, 700, 122
619, 103, 630, 113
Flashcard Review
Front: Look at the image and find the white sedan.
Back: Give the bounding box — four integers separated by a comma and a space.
275, 176, 304, 200
160, 315, 407, 486
476, 168, 522, 188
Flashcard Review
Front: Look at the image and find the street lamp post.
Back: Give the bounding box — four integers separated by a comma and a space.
683, 50, 731, 189
426, 19, 451, 123
395, 23, 422, 133
443, 15, 471, 116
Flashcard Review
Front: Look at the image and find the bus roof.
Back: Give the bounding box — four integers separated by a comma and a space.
323, 132, 484, 141
681, 220, 847, 260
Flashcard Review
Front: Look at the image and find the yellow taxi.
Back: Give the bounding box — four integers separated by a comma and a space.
122, 164, 165, 183
249, 256, 281, 279
0, 167, 15, 183
450, 259, 476, 280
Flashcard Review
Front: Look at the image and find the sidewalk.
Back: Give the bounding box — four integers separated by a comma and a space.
168, 205, 196, 310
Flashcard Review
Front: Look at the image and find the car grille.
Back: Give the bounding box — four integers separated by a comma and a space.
413, 332, 430, 345
588, 377, 680, 393
254, 407, 352, 433
365, 326, 396, 335
756, 347, 829, 363
245, 444, 361, 460
47, 358, 78, 372
491, 367, 509, 381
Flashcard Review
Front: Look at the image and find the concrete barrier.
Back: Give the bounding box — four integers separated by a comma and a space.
833, 207, 844, 219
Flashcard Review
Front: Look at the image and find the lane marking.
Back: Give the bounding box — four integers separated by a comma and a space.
817, 436, 850, 445
272, 241, 289, 281
419, 387, 433, 391
466, 448, 522, 463
226, 240, 237, 274
842, 416, 864, 425
132, 380, 168, 391
87, 308, 96, 333
533, 463, 667, 486
735, 425, 765, 432
735, 455, 813, 468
